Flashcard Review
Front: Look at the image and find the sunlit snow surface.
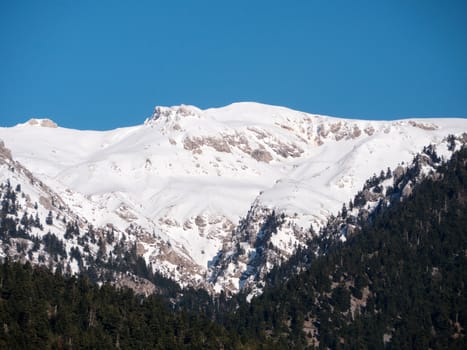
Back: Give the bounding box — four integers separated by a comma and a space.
1, 103, 466, 277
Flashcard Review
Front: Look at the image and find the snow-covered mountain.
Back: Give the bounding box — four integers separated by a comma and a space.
0, 102, 466, 293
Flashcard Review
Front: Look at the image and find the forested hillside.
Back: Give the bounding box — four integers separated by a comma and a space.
0, 261, 239, 349
225, 145, 467, 348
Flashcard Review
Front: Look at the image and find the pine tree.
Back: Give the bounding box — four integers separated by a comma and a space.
45, 211, 53, 225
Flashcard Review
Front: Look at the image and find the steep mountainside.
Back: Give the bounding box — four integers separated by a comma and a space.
1, 142, 465, 349
0, 103, 466, 292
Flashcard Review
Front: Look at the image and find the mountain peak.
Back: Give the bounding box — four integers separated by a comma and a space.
145, 105, 202, 125
20, 118, 58, 128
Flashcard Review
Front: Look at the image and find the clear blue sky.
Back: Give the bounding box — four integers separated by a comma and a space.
1, 0, 466, 130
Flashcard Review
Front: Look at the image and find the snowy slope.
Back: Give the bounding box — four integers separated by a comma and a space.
0, 104, 466, 292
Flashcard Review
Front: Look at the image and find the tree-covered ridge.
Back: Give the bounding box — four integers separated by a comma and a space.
226, 143, 467, 348
209, 135, 467, 296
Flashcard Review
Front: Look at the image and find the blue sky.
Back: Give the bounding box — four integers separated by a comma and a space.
1, 0, 466, 130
